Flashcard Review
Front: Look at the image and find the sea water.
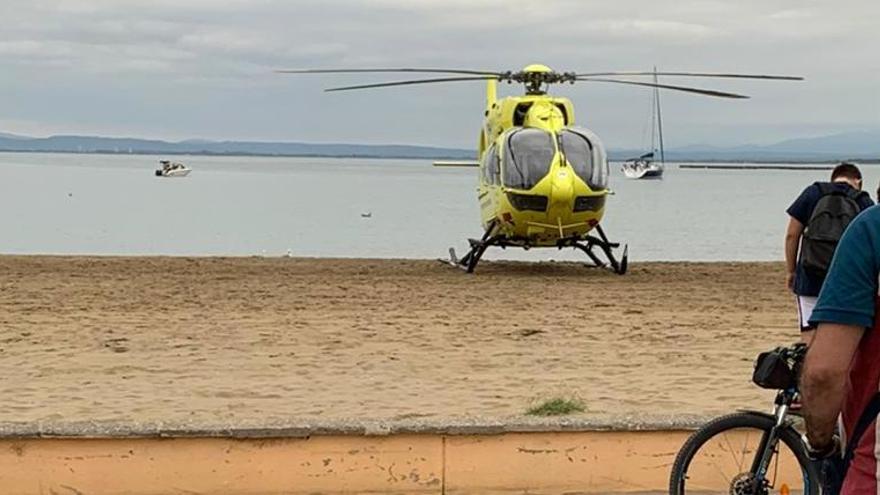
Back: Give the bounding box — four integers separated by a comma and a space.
1, 152, 873, 261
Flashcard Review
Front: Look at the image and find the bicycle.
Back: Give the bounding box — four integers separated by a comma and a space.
669, 343, 819, 495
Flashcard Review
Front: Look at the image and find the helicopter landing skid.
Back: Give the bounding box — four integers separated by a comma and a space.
441, 223, 628, 275
439, 221, 503, 273
445, 236, 506, 274
556, 224, 628, 275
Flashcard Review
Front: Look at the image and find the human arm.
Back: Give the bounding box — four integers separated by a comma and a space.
801, 323, 864, 449
802, 213, 879, 448
784, 217, 803, 290
784, 185, 817, 291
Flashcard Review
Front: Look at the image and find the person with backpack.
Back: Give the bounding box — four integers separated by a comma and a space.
784, 162, 873, 343
799, 198, 880, 494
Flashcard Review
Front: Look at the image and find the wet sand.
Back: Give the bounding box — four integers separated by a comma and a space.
0, 256, 794, 424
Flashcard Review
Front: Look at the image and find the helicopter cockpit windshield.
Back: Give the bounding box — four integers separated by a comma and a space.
559, 127, 609, 191
502, 128, 555, 190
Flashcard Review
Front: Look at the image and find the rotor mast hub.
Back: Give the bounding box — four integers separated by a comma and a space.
508, 65, 576, 94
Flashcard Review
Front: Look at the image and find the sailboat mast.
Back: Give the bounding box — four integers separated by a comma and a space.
650, 82, 656, 152
654, 66, 666, 165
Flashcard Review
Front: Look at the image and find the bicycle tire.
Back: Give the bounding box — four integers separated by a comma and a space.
669, 412, 818, 495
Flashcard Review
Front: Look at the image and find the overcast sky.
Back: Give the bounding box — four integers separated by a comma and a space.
1, 0, 878, 149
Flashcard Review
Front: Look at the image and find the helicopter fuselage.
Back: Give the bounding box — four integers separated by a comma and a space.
476, 81, 610, 247
282, 62, 799, 273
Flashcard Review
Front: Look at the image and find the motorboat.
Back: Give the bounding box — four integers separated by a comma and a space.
155, 160, 191, 177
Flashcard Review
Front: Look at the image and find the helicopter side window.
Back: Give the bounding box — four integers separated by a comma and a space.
559, 130, 593, 186
555, 104, 569, 125
513, 103, 532, 126
563, 127, 609, 190
481, 144, 500, 185
503, 129, 555, 190
488, 145, 500, 184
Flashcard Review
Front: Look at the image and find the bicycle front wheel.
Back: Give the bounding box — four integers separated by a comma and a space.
669, 412, 818, 495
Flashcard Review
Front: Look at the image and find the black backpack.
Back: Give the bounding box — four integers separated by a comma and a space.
801, 183, 864, 278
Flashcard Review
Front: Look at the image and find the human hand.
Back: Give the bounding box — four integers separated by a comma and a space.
786, 271, 795, 292
815, 454, 845, 495
804, 434, 844, 494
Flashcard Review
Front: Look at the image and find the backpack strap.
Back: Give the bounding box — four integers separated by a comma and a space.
847, 188, 866, 203
817, 182, 864, 202
816, 182, 836, 196
842, 393, 880, 477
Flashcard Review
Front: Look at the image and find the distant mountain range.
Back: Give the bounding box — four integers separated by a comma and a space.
0, 130, 878, 162
0, 133, 475, 160
0, 132, 30, 140
643, 130, 880, 162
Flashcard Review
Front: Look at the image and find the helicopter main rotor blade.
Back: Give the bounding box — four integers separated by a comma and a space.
277, 68, 503, 77
576, 77, 750, 99
324, 75, 500, 92
576, 71, 803, 81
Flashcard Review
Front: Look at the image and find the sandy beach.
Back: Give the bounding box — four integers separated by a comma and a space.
0, 256, 794, 424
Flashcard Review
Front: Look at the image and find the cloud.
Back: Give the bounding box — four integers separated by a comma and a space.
582, 19, 715, 40
0, 0, 876, 147
768, 8, 814, 20
0, 40, 73, 58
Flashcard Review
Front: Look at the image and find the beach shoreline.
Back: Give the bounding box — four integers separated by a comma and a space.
1, 256, 793, 424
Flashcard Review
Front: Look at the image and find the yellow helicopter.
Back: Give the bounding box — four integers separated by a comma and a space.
279, 65, 802, 273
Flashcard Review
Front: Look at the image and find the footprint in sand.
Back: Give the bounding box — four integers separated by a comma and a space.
103, 337, 130, 353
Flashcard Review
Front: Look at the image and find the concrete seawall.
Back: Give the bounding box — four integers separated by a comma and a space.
0, 415, 801, 495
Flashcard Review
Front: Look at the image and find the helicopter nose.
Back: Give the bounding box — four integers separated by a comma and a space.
548, 169, 575, 212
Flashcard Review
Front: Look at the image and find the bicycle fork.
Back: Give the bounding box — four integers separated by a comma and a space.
749, 403, 791, 493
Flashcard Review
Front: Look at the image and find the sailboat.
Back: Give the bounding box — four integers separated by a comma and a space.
622, 68, 665, 180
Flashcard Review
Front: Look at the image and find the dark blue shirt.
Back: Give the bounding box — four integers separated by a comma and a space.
786, 182, 874, 296
810, 205, 880, 328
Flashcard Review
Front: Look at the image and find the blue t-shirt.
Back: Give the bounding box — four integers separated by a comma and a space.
786, 182, 874, 296
810, 205, 880, 328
